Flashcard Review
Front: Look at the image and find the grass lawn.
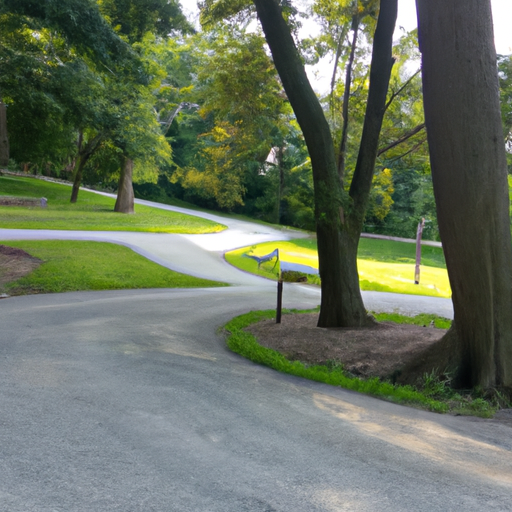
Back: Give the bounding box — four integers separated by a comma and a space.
225, 237, 451, 298
1, 240, 226, 295
224, 309, 500, 417
0, 176, 225, 233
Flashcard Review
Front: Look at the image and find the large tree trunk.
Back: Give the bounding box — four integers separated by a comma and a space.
114, 154, 135, 213
416, 0, 512, 389
253, 0, 396, 327
253, 0, 369, 327
0, 97, 9, 168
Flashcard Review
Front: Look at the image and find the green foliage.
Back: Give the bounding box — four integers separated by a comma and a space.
199, 0, 255, 28
2, 0, 132, 65
98, 0, 194, 44
1, 240, 226, 295
171, 26, 291, 211
0, 175, 225, 233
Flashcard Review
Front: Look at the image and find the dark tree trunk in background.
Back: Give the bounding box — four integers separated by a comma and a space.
70, 132, 102, 203
416, 0, 512, 389
253, 0, 397, 328
114, 154, 135, 213
0, 97, 9, 168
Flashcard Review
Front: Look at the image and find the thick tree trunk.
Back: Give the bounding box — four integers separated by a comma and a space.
253, 0, 396, 327
416, 0, 512, 389
114, 155, 135, 213
0, 97, 9, 168
253, 0, 370, 327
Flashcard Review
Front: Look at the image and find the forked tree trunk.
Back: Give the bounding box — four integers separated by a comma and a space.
416, 0, 512, 389
114, 155, 135, 213
253, 0, 396, 328
71, 132, 103, 203
0, 97, 9, 168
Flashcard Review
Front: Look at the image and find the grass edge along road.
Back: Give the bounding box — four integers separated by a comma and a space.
0, 175, 225, 233
1, 240, 227, 295
226, 238, 451, 298
224, 309, 503, 418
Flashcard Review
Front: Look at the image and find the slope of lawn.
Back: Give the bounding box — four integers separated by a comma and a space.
1, 240, 226, 295
225, 237, 451, 298
0, 175, 225, 233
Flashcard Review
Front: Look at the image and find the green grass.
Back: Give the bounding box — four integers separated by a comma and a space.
224, 309, 503, 417
226, 238, 451, 298
372, 311, 452, 329
0, 176, 226, 233
1, 240, 226, 295
224, 309, 448, 413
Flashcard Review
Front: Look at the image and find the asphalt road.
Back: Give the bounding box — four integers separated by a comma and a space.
1, 201, 511, 511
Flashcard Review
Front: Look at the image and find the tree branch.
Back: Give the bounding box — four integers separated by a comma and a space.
378, 122, 425, 156
384, 68, 421, 112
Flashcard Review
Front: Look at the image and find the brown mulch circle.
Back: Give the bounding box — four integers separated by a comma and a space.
247, 312, 448, 387
0, 244, 42, 294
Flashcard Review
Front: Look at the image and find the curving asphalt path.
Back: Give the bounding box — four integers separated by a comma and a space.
1, 198, 511, 511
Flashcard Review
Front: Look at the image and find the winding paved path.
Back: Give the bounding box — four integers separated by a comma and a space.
1, 199, 511, 511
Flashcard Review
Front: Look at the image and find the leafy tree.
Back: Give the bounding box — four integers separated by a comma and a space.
416, 0, 512, 389
247, 0, 397, 327
98, 0, 193, 43
174, 27, 290, 211
92, 0, 191, 213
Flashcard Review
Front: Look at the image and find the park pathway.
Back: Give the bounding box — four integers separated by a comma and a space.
0, 194, 453, 317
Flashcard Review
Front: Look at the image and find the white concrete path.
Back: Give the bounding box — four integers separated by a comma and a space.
0, 194, 454, 317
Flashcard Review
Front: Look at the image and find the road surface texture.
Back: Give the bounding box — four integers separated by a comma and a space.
1, 199, 511, 511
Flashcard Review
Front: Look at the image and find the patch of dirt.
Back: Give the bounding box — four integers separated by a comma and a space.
0, 245, 42, 295
248, 313, 449, 387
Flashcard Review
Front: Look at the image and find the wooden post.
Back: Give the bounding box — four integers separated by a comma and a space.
276, 279, 283, 324
414, 217, 425, 284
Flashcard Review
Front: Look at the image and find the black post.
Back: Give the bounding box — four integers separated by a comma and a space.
276, 279, 283, 324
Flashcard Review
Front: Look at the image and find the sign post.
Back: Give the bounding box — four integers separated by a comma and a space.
415, 217, 425, 284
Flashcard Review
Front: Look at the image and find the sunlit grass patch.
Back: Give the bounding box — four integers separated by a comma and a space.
0, 176, 225, 233
225, 238, 451, 298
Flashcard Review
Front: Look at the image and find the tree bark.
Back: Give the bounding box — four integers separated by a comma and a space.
70, 132, 102, 203
416, 0, 512, 389
114, 154, 135, 213
253, 0, 370, 327
0, 96, 9, 168
253, 0, 396, 328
